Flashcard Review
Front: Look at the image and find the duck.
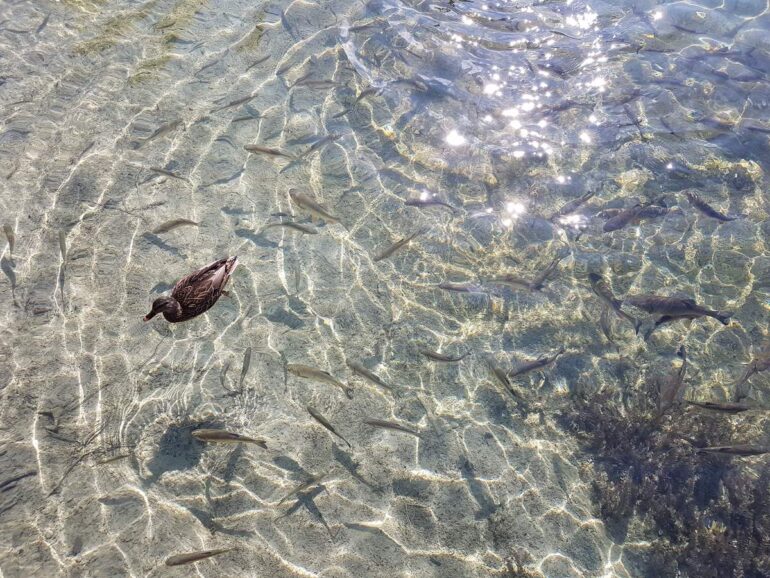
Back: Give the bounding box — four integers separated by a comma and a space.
144, 256, 238, 323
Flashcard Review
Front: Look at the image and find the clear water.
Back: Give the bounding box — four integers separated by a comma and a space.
1, 0, 769, 576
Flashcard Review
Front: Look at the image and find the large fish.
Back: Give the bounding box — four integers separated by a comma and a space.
289, 189, 340, 224
191, 429, 266, 448
287, 364, 353, 398
624, 295, 731, 325
683, 190, 737, 222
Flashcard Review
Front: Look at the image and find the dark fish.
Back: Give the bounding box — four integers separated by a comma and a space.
697, 445, 770, 456
589, 273, 639, 330
509, 348, 564, 379
244, 145, 295, 159
287, 364, 353, 398
485, 356, 523, 401
373, 229, 423, 262
151, 219, 198, 234
346, 360, 393, 393
683, 190, 737, 222
307, 406, 351, 448
165, 549, 233, 566
364, 419, 422, 438
405, 197, 456, 212
603, 204, 642, 232
220, 358, 232, 391
686, 401, 752, 414
624, 295, 731, 325
36, 13, 50, 34
192, 429, 266, 448
3, 224, 14, 259
261, 221, 318, 235
419, 348, 469, 362
239, 347, 251, 389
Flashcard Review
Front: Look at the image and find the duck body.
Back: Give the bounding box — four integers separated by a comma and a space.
145, 256, 238, 323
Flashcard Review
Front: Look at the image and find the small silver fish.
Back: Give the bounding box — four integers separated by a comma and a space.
508, 348, 564, 378
140, 119, 183, 147
373, 229, 423, 262
287, 363, 353, 398
191, 429, 266, 448
239, 347, 251, 389
261, 221, 319, 235
150, 167, 190, 183
307, 406, 351, 447
346, 360, 393, 393
364, 419, 421, 438
244, 144, 295, 159
165, 548, 233, 566
151, 219, 199, 234
589, 273, 639, 331
58, 230, 67, 261
289, 190, 340, 224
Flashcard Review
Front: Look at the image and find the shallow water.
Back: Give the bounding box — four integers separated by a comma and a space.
1, 0, 770, 576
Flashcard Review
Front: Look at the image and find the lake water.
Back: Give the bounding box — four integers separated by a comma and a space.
1, 0, 770, 576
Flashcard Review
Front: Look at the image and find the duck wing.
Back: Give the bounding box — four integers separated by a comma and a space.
171, 258, 236, 314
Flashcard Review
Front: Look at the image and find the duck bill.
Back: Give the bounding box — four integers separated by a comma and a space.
144, 311, 157, 321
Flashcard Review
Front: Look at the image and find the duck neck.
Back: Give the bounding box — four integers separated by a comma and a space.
162, 298, 184, 322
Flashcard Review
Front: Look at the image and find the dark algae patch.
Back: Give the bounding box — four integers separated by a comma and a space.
561, 377, 770, 577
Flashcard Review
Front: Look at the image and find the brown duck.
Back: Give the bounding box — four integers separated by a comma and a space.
144, 256, 238, 322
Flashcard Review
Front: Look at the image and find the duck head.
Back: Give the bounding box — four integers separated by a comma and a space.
144, 296, 181, 321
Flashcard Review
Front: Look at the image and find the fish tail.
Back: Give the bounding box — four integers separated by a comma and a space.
714, 310, 732, 325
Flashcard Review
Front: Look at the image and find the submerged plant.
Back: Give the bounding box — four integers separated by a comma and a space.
559, 353, 770, 576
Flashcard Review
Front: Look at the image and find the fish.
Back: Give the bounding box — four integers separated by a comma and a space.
438, 282, 486, 293
59, 230, 67, 261
405, 197, 456, 212
527, 255, 564, 291
373, 229, 423, 262
346, 360, 393, 393
485, 274, 537, 291
36, 13, 50, 34
96, 454, 131, 465
165, 548, 233, 566
364, 419, 422, 438
2, 256, 18, 305
736, 353, 770, 387
603, 204, 643, 232
289, 190, 341, 224
150, 166, 190, 183
624, 295, 732, 325
657, 345, 687, 414
683, 190, 737, 222
191, 429, 267, 448
239, 347, 251, 389
220, 358, 232, 391
139, 119, 183, 147
151, 219, 199, 234
287, 363, 353, 398
243, 145, 295, 159
419, 348, 469, 362
686, 401, 752, 414
549, 191, 595, 222
307, 406, 351, 448
212, 94, 255, 112
697, 445, 770, 457
588, 273, 639, 330
277, 472, 329, 505
509, 348, 564, 379
261, 221, 319, 235
3, 224, 14, 259
300, 133, 342, 159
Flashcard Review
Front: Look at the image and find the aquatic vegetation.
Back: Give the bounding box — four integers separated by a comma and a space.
561, 377, 770, 575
